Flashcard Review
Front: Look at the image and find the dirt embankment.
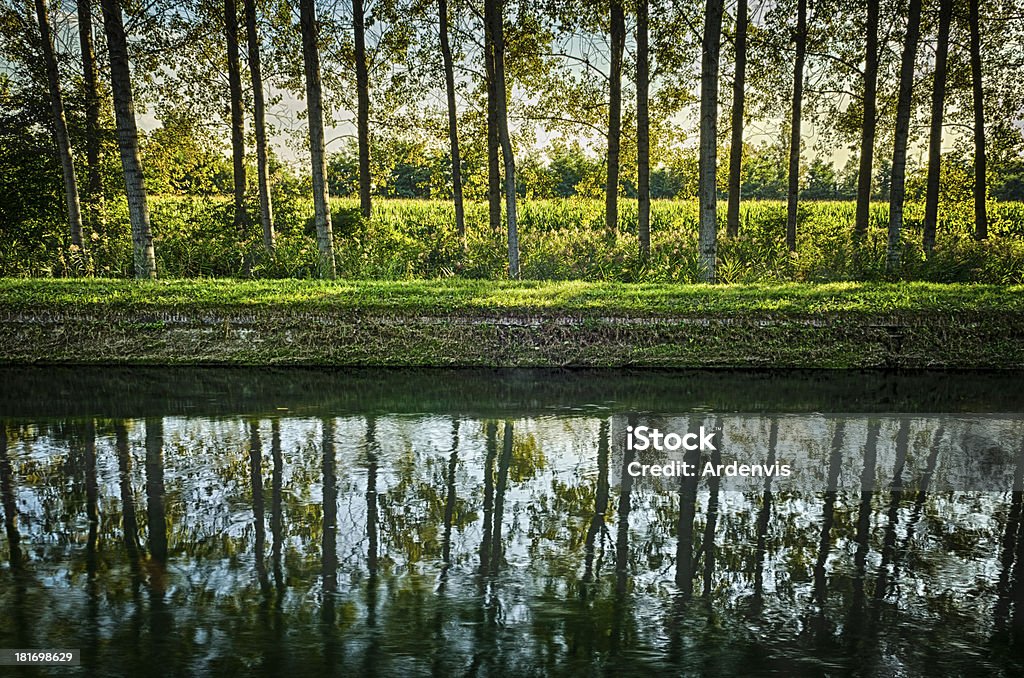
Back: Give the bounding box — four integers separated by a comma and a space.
2, 306, 1021, 368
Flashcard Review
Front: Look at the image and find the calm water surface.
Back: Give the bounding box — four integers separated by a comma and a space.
1, 368, 1024, 676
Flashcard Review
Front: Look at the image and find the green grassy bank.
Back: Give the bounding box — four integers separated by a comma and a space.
1, 279, 1022, 367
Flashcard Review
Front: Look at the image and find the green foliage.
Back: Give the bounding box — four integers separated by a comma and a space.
0, 74, 65, 272
328, 136, 447, 200
139, 114, 233, 196
538, 140, 605, 198
3, 195, 1024, 284
991, 156, 1024, 201
800, 157, 847, 200
320, 137, 886, 203
739, 143, 788, 199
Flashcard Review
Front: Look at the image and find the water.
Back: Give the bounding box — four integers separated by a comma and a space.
1, 368, 1024, 676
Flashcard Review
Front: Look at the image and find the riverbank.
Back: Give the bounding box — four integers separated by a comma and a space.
1, 279, 1022, 367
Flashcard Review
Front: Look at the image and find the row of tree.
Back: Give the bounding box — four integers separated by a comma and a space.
6, 0, 1022, 280
696, 0, 998, 279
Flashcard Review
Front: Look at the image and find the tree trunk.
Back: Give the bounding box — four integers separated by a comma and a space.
969, 0, 987, 241
299, 0, 337, 278
726, 0, 747, 238
637, 0, 650, 258
923, 0, 952, 256
786, 0, 808, 253
224, 0, 247, 236
488, 0, 518, 278
698, 0, 725, 282
244, 0, 275, 251
606, 0, 625, 238
36, 0, 84, 250
484, 1, 501, 235
77, 0, 102, 227
353, 0, 371, 218
439, 0, 465, 248
99, 0, 156, 279
886, 0, 923, 272
854, 0, 879, 239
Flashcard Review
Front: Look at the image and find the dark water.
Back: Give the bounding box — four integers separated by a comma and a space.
2, 368, 1024, 676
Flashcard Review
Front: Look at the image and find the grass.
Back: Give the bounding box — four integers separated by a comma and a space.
5, 197, 1024, 283
2, 278, 1022, 316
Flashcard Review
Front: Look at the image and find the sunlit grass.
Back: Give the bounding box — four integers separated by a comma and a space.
2, 278, 1021, 315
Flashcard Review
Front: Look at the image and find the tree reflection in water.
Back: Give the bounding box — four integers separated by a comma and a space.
1, 383, 1024, 675
750, 418, 778, 614
847, 420, 879, 648
321, 417, 339, 675
83, 419, 100, 671
1, 420, 31, 654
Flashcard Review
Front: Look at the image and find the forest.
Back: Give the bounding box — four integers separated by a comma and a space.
2, 0, 1024, 283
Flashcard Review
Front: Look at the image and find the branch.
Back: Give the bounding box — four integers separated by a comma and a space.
543, 51, 609, 83
805, 87, 859, 100
805, 50, 863, 77
453, 62, 485, 82
515, 113, 607, 139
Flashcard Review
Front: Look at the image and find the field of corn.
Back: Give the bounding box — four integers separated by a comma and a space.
4, 196, 1024, 283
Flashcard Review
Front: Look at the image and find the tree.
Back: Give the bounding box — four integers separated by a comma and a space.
299, 0, 337, 278
99, 0, 156, 278
637, 0, 650, 257
243, 0, 275, 251
801, 157, 839, 199
741, 141, 788, 199
140, 111, 233, 194
484, 0, 501, 236
726, 0, 747, 238
0, 78, 67, 252
886, 0, 923, 272
76, 0, 103, 228
35, 0, 84, 250
699, 0, 724, 282
529, 0, 696, 248
923, 0, 953, 255
487, 0, 518, 278
224, 0, 247, 235
438, 0, 465, 248
606, 0, 625, 238
353, 0, 371, 218
545, 140, 603, 197
854, 0, 879, 239
786, 0, 808, 253
969, 0, 987, 240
